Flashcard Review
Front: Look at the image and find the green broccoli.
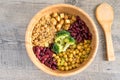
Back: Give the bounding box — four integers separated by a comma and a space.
52, 30, 75, 54
52, 43, 63, 54
62, 36, 75, 51
55, 30, 70, 45
56, 30, 70, 37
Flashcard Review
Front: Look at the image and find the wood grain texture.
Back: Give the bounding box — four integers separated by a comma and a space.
0, 0, 120, 80
96, 3, 115, 61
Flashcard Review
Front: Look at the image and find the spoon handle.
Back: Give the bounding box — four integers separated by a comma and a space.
103, 25, 115, 61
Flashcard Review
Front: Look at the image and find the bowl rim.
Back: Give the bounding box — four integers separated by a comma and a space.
25, 4, 99, 77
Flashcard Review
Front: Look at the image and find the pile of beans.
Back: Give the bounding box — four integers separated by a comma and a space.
68, 16, 92, 43
53, 40, 91, 71
32, 12, 92, 71
33, 46, 57, 70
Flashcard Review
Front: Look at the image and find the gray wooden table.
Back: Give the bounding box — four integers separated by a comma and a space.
0, 0, 120, 80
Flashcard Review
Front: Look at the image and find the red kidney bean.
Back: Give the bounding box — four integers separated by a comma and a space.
51, 65, 57, 70
76, 16, 80, 21
40, 55, 49, 60
75, 22, 79, 27
71, 28, 76, 33
83, 33, 88, 39
52, 61, 57, 65
33, 46, 41, 59
41, 57, 48, 63
71, 32, 77, 36
33, 46, 57, 70
68, 30, 73, 33
68, 16, 92, 43
42, 47, 46, 53
45, 61, 51, 67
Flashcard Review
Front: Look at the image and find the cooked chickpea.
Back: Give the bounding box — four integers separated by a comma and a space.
65, 58, 68, 62
76, 59, 80, 63
75, 64, 79, 68
61, 67, 65, 71
77, 45, 82, 50
87, 40, 91, 44
57, 58, 61, 62
69, 54, 73, 58
72, 61, 75, 64
69, 58, 73, 62
59, 53, 63, 57
72, 64, 76, 69
82, 51, 86, 55
64, 54, 67, 58
64, 62, 67, 66
86, 47, 91, 51
80, 59, 84, 63
73, 51, 76, 54
57, 62, 61, 66
84, 44, 88, 48
79, 43, 83, 46
55, 56, 59, 59
79, 48, 83, 52
68, 66, 72, 70
78, 52, 82, 56
68, 62, 71, 66
65, 66, 69, 71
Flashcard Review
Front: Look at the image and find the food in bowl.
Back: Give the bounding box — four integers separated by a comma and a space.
32, 12, 92, 71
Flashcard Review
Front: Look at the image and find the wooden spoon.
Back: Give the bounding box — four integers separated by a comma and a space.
96, 3, 115, 61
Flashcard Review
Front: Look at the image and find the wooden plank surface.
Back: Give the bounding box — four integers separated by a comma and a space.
0, 0, 120, 80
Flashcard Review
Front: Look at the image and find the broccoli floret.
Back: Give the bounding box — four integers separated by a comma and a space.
52, 43, 63, 54
56, 30, 70, 37
52, 30, 75, 54
55, 30, 70, 44
64, 36, 75, 44
63, 36, 75, 51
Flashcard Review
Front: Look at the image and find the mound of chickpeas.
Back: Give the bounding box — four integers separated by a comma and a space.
53, 40, 91, 71
32, 12, 92, 71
